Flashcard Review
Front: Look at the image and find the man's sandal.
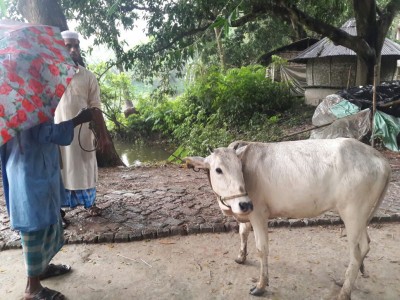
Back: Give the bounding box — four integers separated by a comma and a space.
25, 287, 65, 300
62, 217, 70, 229
86, 205, 102, 216
39, 264, 71, 280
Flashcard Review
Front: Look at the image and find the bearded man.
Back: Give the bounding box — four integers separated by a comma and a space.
55, 30, 111, 221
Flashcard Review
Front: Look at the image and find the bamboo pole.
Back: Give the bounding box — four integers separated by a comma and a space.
378, 98, 400, 108
347, 65, 352, 89
371, 64, 378, 147
280, 122, 334, 140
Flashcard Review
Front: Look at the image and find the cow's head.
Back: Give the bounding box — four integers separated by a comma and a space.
184, 147, 253, 216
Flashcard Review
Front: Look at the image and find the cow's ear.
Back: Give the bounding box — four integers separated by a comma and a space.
184, 156, 209, 170
228, 140, 249, 150
235, 145, 248, 159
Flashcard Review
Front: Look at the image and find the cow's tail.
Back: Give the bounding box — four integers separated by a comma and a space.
367, 166, 392, 225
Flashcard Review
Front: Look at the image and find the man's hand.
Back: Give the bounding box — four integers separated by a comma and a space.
72, 107, 94, 127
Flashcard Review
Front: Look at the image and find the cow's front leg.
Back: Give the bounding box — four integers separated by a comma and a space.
249, 215, 269, 296
235, 222, 251, 264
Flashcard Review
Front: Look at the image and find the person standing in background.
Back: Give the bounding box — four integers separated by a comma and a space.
55, 30, 111, 222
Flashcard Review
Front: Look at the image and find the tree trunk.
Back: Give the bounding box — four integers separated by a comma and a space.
95, 131, 125, 168
214, 27, 226, 71
17, 0, 125, 167
355, 57, 368, 86
353, 0, 378, 85
17, 0, 68, 30
290, 17, 307, 41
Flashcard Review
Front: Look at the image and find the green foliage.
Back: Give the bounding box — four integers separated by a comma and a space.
0, 0, 20, 19
211, 16, 293, 68
183, 121, 235, 155
55, 1, 355, 80
167, 145, 189, 163
179, 64, 294, 127
212, 65, 293, 125
118, 65, 297, 156
294, 0, 352, 28
271, 55, 288, 66
124, 93, 180, 141
0, 0, 6, 17
51, 0, 398, 156
11, 0, 397, 85
89, 63, 135, 135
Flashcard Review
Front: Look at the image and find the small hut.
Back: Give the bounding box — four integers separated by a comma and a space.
258, 38, 319, 96
291, 19, 400, 105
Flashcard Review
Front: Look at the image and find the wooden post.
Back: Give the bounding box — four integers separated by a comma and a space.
371, 64, 378, 147
347, 65, 352, 89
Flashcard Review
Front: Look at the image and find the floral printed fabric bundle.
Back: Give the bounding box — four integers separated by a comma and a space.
0, 21, 76, 145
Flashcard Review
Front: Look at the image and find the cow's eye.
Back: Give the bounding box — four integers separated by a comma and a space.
215, 168, 223, 174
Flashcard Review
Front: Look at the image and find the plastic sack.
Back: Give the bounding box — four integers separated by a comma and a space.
310, 109, 371, 140
329, 100, 360, 119
310, 94, 369, 140
312, 94, 344, 126
373, 110, 400, 152
311, 95, 360, 126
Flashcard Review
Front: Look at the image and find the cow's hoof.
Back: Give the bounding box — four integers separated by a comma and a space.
234, 257, 246, 264
249, 286, 264, 296
337, 291, 350, 300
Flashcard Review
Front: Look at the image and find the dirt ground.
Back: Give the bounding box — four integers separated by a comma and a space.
0, 223, 399, 300
0, 150, 399, 300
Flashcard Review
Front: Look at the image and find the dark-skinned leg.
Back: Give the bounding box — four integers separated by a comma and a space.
24, 276, 65, 300
24, 276, 42, 299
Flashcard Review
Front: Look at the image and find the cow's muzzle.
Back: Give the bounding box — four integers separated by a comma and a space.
218, 192, 248, 209
239, 201, 253, 213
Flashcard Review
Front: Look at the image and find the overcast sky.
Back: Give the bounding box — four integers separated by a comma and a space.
69, 19, 149, 64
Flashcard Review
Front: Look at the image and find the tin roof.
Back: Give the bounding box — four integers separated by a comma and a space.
258, 37, 319, 66
291, 19, 400, 63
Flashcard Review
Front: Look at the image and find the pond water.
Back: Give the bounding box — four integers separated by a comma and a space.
113, 140, 171, 166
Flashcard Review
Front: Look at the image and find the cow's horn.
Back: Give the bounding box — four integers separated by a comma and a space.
207, 146, 213, 154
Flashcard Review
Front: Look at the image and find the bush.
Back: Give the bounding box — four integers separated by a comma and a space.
212, 65, 294, 126
114, 65, 299, 156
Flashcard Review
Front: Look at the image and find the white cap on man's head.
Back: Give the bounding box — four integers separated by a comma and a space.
61, 30, 79, 40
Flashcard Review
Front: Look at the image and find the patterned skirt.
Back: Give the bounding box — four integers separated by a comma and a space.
62, 187, 96, 209
20, 220, 64, 277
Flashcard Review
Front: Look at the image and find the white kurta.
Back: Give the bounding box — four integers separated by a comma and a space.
55, 66, 101, 190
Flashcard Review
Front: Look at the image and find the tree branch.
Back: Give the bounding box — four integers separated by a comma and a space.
378, 0, 400, 39
18, 0, 69, 31
120, 3, 149, 12
277, 0, 374, 59
152, 24, 211, 54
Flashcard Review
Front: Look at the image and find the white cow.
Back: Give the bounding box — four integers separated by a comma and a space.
184, 138, 391, 299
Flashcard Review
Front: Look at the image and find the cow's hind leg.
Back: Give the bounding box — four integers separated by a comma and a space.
338, 218, 369, 300
235, 222, 251, 264
359, 230, 370, 278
